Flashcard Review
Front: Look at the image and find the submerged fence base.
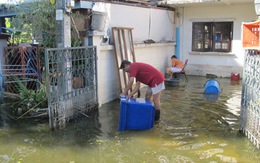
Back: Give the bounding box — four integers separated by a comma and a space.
240, 49, 260, 149
45, 46, 98, 129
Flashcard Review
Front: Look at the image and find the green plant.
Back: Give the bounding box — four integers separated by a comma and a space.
13, 76, 48, 118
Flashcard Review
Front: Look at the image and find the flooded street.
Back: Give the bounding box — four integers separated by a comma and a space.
0, 76, 260, 163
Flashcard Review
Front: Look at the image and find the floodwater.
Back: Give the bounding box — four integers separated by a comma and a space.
0, 76, 260, 163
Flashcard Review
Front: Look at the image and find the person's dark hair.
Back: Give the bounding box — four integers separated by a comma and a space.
119, 60, 131, 69
171, 55, 177, 59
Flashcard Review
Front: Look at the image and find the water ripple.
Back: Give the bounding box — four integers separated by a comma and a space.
158, 155, 169, 163
176, 142, 206, 150
172, 155, 194, 163
197, 148, 224, 159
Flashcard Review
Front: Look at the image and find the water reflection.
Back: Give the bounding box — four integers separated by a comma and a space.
0, 76, 259, 162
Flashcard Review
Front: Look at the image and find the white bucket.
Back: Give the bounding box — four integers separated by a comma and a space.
91, 11, 107, 31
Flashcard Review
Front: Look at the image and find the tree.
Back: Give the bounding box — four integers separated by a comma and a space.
9, 0, 84, 47
10, 0, 56, 47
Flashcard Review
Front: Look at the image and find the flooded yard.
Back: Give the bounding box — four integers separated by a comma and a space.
0, 75, 259, 163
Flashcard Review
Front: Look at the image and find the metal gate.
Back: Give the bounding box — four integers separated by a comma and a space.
45, 46, 98, 129
240, 49, 260, 149
1, 46, 44, 93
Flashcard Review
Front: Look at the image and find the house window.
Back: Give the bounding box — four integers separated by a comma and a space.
192, 22, 233, 52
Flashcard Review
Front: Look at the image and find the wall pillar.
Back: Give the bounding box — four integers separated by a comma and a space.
0, 34, 10, 73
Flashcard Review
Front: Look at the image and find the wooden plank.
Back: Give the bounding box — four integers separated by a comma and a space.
112, 27, 138, 96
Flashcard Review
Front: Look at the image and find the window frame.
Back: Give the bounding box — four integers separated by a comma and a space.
192, 21, 233, 53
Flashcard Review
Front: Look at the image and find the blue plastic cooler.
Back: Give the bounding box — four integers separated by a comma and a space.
118, 97, 155, 131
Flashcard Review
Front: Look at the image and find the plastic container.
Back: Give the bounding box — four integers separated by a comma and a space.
242, 21, 260, 48
165, 78, 180, 87
204, 94, 219, 102
204, 79, 220, 94
231, 72, 240, 81
91, 11, 107, 31
118, 97, 155, 131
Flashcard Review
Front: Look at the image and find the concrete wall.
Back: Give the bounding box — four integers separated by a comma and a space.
177, 3, 256, 77
88, 2, 176, 105
92, 2, 175, 43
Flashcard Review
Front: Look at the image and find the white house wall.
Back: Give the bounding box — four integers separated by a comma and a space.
179, 3, 256, 77
90, 2, 176, 105
93, 2, 175, 43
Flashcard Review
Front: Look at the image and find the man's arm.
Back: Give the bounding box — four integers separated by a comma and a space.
128, 81, 140, 97
123, 76, 135, 95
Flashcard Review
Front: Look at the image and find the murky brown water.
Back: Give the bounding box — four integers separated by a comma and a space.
0, 76, 259, 163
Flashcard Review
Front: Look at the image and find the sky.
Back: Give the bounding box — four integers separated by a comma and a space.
1, 0, 35, 4
1, 0, 20, 4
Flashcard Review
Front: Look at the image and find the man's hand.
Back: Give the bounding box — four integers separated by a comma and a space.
119, 92, 131, 101
119, 91, 127, 98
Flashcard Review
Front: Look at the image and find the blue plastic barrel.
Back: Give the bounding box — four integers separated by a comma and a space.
204, 79, 220, 94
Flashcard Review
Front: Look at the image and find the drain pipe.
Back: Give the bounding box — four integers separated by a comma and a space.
175, 27, 180, 59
